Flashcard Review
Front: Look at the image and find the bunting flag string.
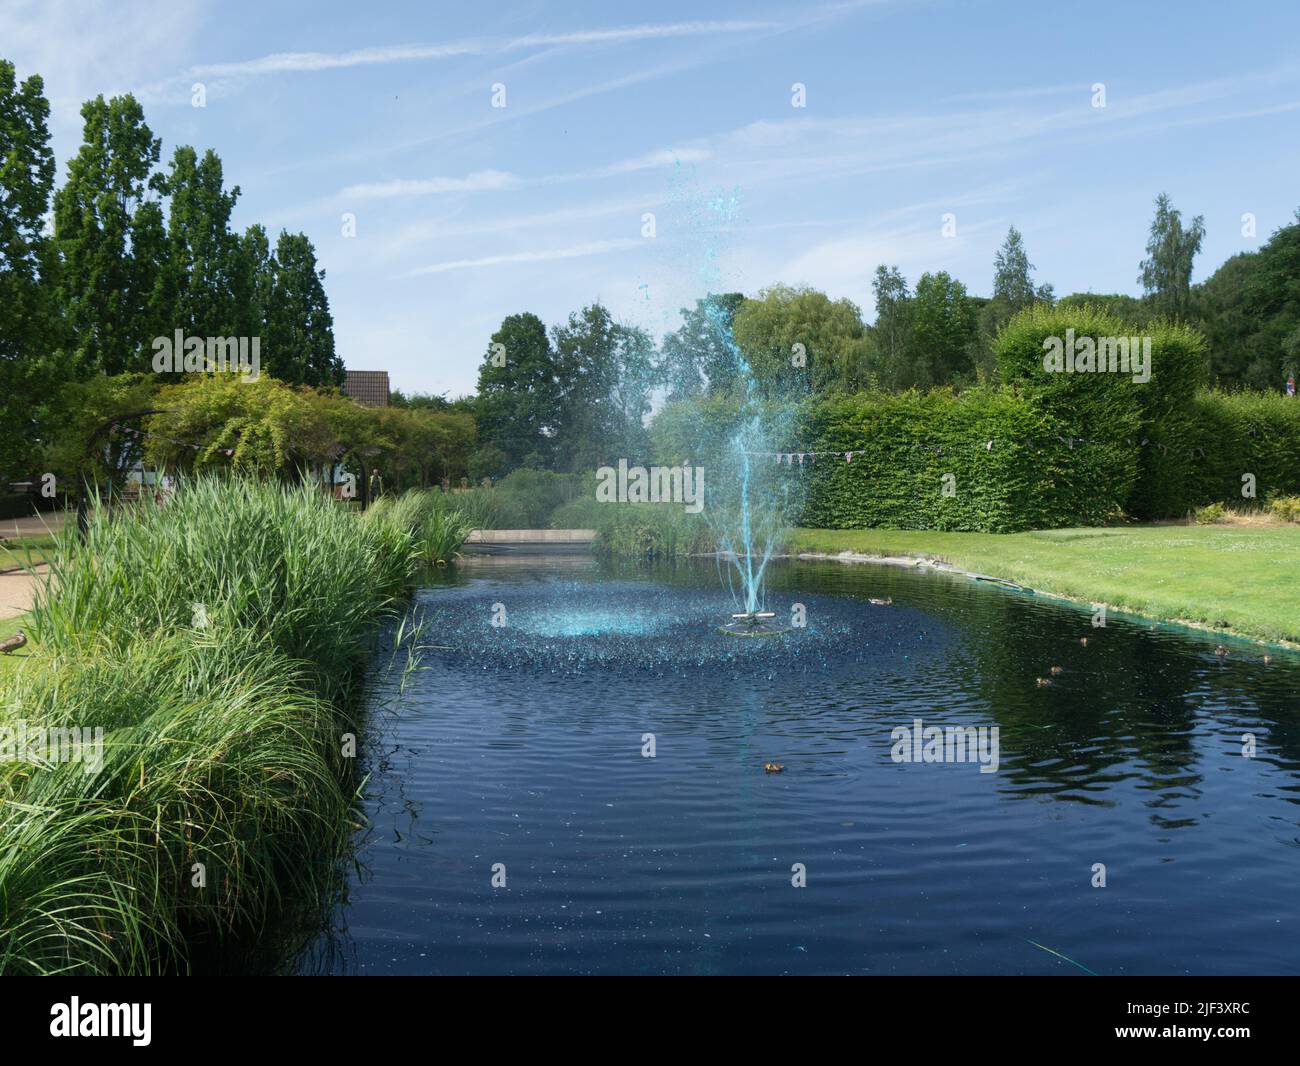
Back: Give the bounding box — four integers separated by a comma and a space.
741, 432, 1257, 465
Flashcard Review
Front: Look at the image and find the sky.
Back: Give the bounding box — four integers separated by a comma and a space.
3, 0, 1299, 398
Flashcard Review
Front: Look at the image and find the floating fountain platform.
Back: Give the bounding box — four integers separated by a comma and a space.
718, 611, 790, 637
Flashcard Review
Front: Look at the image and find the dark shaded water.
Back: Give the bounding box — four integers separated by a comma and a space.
299, 557, 1300, 975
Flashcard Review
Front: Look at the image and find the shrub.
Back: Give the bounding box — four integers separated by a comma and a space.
448, 487, 530, 529
995, 303, 1144, 508
1125, 320, 1207, 519
0, 632, 351, 974
550, 498, 713, 557
1193, 501, 1227, 524
549, 497, 604, 530
491, 468, 585, 526
1267, 495, 1300, 522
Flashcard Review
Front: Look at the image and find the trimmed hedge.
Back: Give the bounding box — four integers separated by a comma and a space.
1185, 390, 1300, 507
795, 385, 1300, 531
1125, 321, 1206, 519
642, 305, 1300, 533
798, 387, 1128, 532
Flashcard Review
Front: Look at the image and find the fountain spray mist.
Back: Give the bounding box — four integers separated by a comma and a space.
655, 171, 805, 618
698, 300, 804, 616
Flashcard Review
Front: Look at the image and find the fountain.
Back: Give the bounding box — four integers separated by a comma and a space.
694, 299, 805, 631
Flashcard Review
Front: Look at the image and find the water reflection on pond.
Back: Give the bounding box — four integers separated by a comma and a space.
299, 556, 1300, 976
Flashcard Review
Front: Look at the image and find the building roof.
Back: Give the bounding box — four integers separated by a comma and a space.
344, 370, 390, 407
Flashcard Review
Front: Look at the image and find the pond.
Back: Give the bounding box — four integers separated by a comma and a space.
298, 556, 1300, 975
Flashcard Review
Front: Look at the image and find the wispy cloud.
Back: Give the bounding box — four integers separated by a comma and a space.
152, 20, 775, 93
337, 148, 710, 202
406, 239, 640, 276
562, 147, 713, 181
341, 170, 518, 200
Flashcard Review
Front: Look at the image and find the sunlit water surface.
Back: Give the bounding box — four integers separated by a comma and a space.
299, 556, 1300, 975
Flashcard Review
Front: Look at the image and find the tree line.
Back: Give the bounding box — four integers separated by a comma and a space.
6, 53, 1298, 491
470, 203, 1300, 476
0, 59, 342, 481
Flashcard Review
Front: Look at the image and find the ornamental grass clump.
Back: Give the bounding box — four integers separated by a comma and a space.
0, 476, 419, 974
28, 476, 416, 703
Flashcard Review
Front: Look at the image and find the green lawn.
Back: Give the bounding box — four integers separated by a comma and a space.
0, 532, 56, 570
788, 524, 1300, 646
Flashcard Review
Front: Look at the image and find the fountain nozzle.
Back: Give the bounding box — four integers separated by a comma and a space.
719, 610, 788, 638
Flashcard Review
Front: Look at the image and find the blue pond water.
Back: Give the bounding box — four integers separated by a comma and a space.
300, 556, 1300, 975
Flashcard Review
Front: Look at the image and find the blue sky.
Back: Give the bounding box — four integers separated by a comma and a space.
5, 0, 1300, 397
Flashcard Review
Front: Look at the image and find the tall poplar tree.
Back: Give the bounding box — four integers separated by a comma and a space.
158, 145, 241, 338
0, 59, 57, 476
264, 231, 341, 386
52, 93, 166, 375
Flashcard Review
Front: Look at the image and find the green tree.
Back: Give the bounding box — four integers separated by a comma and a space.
658, 292, 746, 400
551, 303, 654, 467
1056, 292, 1148, 322
870, 266, 911, 390
731, 284, 872, 397
475, 312, 562, 470
52, 93, 166, 375
905, 272, 978, 388
976, 226, 1054, 380
1194, 211, 1300, 389
992, 225, 1052, 309
1139, 192, 1205, 317
390, 389, 454, 411
229, 223, 273, 341
0, 60, 58, 477
264, 231, 341, 386
43, 372, 159, 489
374, 405, 475, 488
158, 145, 241, 340
146, 372, 348, 475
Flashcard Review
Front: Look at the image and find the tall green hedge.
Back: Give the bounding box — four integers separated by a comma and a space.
646, 304, 1300, 533
798, 387, 1128, 532
1185, 390, 1300, 506
995, 304, 1225, 520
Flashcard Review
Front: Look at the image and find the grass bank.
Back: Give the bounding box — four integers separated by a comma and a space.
788, 524, 1300, 646
0, 477, 419, 974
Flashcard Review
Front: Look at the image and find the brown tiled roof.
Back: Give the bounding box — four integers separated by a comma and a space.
344, 370, 390, 407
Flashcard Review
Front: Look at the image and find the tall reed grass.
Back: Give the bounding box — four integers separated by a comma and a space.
550, 498, 716, 558
0, 476, 418, 974
365, 489, 471, 565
